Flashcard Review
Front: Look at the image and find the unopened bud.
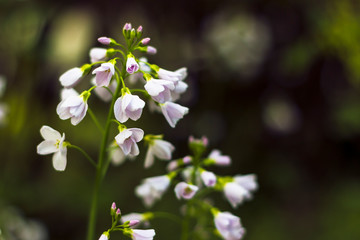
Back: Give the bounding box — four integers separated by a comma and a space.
137, 25, 143, 33
129, 219, 140, 227
111, 202, 116, 210
98, 37, 111, 45
123, 23, 132, 31
146, 46, 157, 55
141, 38, 150, 45
116, 208, 121, 216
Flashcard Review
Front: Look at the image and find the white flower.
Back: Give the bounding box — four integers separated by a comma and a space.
160, 102, 189, 128
121, 213, 145, 223
59, 67, 83, 88
174, 182, 198, 200
109, 142, 126, 166
56, 93, 88, 126
126, 56, 139, 74
92, 62, 115, 87
37, 126, 67, 171
114, 93, 145, 123
135, 175, 171, 207
208, 149, 231, 166
201, 170, 217, 187
89, 47, 107, 63
214, 211, 245, 240
60, 88, 78, 101
131, 229, 155, 240
223, 175, 258, 208
157, 67, 187, 83
171, 80, 188, 101
144, 78, 175, 103
115, 128, 144, 156
144, 139, 175, 168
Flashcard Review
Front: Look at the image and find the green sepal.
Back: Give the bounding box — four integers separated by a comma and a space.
106, 48, 116, 58
81, 63, 92, 76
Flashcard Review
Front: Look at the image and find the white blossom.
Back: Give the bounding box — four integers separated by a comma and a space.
144, 139, 175, 168
135, 175, 170, 207
37, 125, 67, 171
115, 128, 144, 156
92, 62, 115, 87
131, 229, 155, 240
56, 93, 88, 126
89, 48, 107, 63
160, 102, 188, 128
208, 149, 231, 166
114, 93, 145, 123
223, 175, 257, 208
144, 78, 175, 103
214, 211, 245, 240
174, 182, 198, 200
59, 67, 83, 88
126, 56, 139, 74
201, 170, 217, 187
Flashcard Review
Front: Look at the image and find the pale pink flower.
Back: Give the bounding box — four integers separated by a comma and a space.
124, 23, 132, 31
56, 93, 88, 126
146, 46, 157, 55
214, 211, 245, 240
223, 182, 249, 208
92, 62, 115, 87
59, 67, 83, 88
144, 139, 175, 168
160, 102, 189, 128
98, 233, 109, 240
234, 174, 258, 193
126, 56, 139, 74
144, 78, 175, 103
131, 229, 155, 240
115, 128, 144, 156
60, 88, 78, 101
89, 48, 107, 63
171, 80, 188, 101
208, 149, 231, 166
157, 67, 187, 83
141, 38, 150, 45
174, 182, 198, 200
201, 170, 217, 187
37, 126, 67, 171
109, 142, 126, 166
114, 93, 145, 123
135, 175, 171, 207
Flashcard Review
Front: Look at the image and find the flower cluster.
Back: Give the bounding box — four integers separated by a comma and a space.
98, 202, 155, 240
133, 136, 258, 240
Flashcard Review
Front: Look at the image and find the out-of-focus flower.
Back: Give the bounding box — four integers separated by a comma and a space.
90, 48, 107, 63
213, 211, 245, 240
92, 62, 115, 87
160, 101, 189, 128
131, 229, 155, 240
109, 141, 126, 166
59, 67, 83, 88
114, 93, 145, 123
146, 46, 157, 55
208, 149, 231, 166
98, 232, 110, 240
223, 174, 257, 208
174, 182, 198, 200
144, 78, 175, 103
92, 78, 117, 102
135, 175, 171, 207
115, 128, 144, 156
37, 125, 67, 171
98, 37, 111, 45
201, 170, 217, 187
144, 137, 175, 168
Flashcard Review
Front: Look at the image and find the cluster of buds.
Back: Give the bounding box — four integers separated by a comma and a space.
98, 202, 155, 240
133, 136, 258, 240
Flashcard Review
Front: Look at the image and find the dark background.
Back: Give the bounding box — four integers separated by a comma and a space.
1, 0, 360, 239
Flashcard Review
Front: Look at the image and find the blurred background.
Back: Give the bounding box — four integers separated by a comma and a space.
1, 0, 360, 239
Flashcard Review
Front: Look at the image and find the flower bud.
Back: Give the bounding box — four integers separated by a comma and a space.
111, 202, 116, 215
137, 25, 143, 38
98, 37, 111, 45
141, 37, 150, 45
129, 219, 140, 227
146, 46, 157, 55
124, 23, 132, 31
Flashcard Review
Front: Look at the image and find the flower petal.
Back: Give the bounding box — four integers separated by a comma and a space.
52, 150, 67, 171
40, 125, 61, 141
37, 140, 58, 155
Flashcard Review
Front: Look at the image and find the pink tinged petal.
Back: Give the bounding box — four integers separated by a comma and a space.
70, 102, 88, 125
152, 139, 174, 160
37, 140, 58, 155
125, 95, 145, 121
126, 57, 139, 74
115, 129, 133, 145
161, 102, 189, 128
129, 128, 144, 142
175, 67, 188, 81
121, 213, 145, 224
174, 182, 198, 200
98, 234, 108, 240
119, 138, 133, 156
60, 88, 79, 101
114, 97, 129, 123
146, 175, 170, 192
129, 139, 140, 156
59, 67, 83, 88
209, 149, 231, 166
144, 147, 155, 168
40, 125, 61, 141
233, 174, 258, 192
146, 46, 157, 55
224, 182, 247, 208
132, 229, 155, 240
52, 149, 67, 171
214, 212, 245, 240
201, 171, 217, 187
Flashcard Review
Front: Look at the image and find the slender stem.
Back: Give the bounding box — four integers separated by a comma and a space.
86, 73, 123, 240
67, 144, 97, 168
181, 206, 191, 240
87, 108, 104, 134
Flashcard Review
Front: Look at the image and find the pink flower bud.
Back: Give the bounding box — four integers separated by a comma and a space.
116, 208, 121, 215
129, 219, 140, 227
167, 161, 178, 172
98, 37, 111, 45
146, 46, 157, 55
183, 156, 191, 164
141, 38, 150, 45
111, 202, 116, 210
137, 25, 143, 33
124, 23, 132, 31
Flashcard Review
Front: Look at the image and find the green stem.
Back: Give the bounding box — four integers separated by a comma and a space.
86, 72, 123, 240
88, 108, 104, 134
67, 144, 97, 168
